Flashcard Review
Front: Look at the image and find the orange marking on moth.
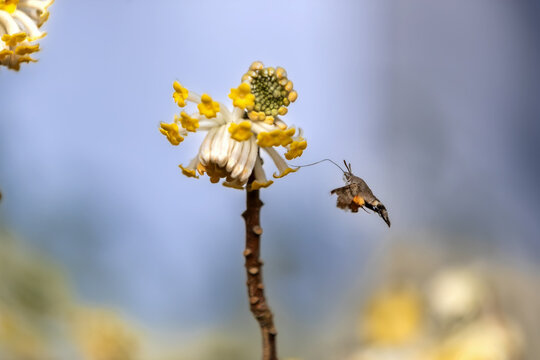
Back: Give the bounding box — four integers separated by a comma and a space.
352, 195, 365, 207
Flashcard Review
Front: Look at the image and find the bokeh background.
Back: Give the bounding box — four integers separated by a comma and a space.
1, 0, 539, 359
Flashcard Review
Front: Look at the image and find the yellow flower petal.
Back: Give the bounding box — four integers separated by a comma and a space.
250, 180, 273, 191
196, 163, 206, 175
179, 112, 199, 132
256, 131, 275, 147
178, 164, 199, 178
256, 128, 295, 148
228, 83, 255, 109
0, 0, 18, 14
172, 81, 189, 107
273, 167, 298, 179
0, 49, 13, 60
285, 139, 307, 160
10, 55, 37, 70
228, 121, 253, 141
2, 32, 27, 47
159, 122, 183, 145
14, 43, 40, 56
278, 128, 295, 146
222, 181, 245, 190
197, 93, 220, 119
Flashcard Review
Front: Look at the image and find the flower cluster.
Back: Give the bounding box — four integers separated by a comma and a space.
0, 0, 53, 71
347, 264, 525, 360
159, 61, 307, 190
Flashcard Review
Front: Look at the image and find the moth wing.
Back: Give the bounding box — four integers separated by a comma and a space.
331, 183, 361, 212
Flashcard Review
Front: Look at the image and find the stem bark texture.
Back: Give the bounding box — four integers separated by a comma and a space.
242, 182, 278, 360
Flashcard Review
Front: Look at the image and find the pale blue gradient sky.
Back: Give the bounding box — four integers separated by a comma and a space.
1, 0, 539, 350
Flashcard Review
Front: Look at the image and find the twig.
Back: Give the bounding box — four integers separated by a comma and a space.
242, 174, 278, 360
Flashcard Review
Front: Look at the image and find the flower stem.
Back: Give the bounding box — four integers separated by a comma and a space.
242, 175, 278, 360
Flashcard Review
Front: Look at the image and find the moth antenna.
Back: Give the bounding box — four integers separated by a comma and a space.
289, 158, 346, 174
343, 160, 352, 173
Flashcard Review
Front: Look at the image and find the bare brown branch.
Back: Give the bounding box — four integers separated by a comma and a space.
242, 176, 278, 360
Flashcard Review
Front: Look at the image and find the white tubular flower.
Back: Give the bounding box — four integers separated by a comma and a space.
160, 61, 307, 190
0, 0, 53, 71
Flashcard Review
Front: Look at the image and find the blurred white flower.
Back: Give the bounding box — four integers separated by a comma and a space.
427, 268, 486, 322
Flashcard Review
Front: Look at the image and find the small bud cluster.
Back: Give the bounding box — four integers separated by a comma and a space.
242, 61, 298, 123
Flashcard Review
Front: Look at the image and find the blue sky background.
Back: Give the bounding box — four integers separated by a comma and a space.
1, 0, 539, 356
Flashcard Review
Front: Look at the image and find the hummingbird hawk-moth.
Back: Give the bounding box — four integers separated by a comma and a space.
291, 159, 391, 227
330, 160, 391, 227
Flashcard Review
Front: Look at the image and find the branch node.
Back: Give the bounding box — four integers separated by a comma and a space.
249, 267, 259, 275
252, 225, 263, 235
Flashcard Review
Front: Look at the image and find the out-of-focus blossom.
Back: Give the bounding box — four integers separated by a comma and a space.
345, 245, 530, 360
0, 305, 49, 360
73, 307, 140, 360
360, 287, 423, 346
0, 0, 53, 70
427, 267, 486, 322
431, 316, 523, 360
347, 346, 429, 360
0, 231, 70, 359
159, 61, 306, 190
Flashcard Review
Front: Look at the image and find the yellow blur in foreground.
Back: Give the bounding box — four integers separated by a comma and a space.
361, 288, 423, 345
348, 265, 525, 360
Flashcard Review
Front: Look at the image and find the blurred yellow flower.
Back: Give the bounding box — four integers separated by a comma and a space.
73, 308, 140, 360
0, 307, 49, 360
361, 288, 423, 346
432, 317, 523, 360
